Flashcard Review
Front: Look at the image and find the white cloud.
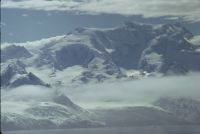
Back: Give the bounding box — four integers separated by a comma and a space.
2, 0, 82, 11
1, 35, 65, 50
66, 73, 200, 108
189, 35, 200, 45
2, 0, 200, 21
1, 85, 55, 114
189, 35, 200, 52
1, 72, 200, 109
1, 85, 54, 102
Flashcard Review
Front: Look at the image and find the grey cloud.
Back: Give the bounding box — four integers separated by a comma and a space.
2, 0, 200, 21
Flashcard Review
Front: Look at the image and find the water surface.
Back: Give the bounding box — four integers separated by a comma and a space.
4, 126, 200, 134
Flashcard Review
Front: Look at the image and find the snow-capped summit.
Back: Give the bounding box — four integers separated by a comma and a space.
1, 60, 47, 88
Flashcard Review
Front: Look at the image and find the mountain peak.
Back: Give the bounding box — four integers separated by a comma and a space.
1, 45, 32, 62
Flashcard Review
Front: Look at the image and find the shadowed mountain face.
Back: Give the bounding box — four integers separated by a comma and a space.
1, 45, 32, 62
54, 44, 96, 70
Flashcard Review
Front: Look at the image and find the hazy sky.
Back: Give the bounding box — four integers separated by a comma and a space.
1, 0, 200, 43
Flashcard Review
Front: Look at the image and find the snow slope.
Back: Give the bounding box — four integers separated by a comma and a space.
1, 89, 104, 131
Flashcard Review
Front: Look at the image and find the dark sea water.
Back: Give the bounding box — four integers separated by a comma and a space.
4, 126, 200, 134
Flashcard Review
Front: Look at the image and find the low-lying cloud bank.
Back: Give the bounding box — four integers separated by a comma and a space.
66, 72, 200, 108
2, 0, 200, 22
1, 85, 55, 113
1, 85, 54, 102
1, 73, 200, 109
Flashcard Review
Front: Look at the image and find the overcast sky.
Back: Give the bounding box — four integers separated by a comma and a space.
1, 0, 200, 42
2, 0, 200, 21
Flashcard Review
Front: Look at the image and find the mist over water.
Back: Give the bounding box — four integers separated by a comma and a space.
4, 126, 200, 134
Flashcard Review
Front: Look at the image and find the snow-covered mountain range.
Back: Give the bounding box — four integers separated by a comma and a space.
1, 22, 200, 131
1, 22, 200, 88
